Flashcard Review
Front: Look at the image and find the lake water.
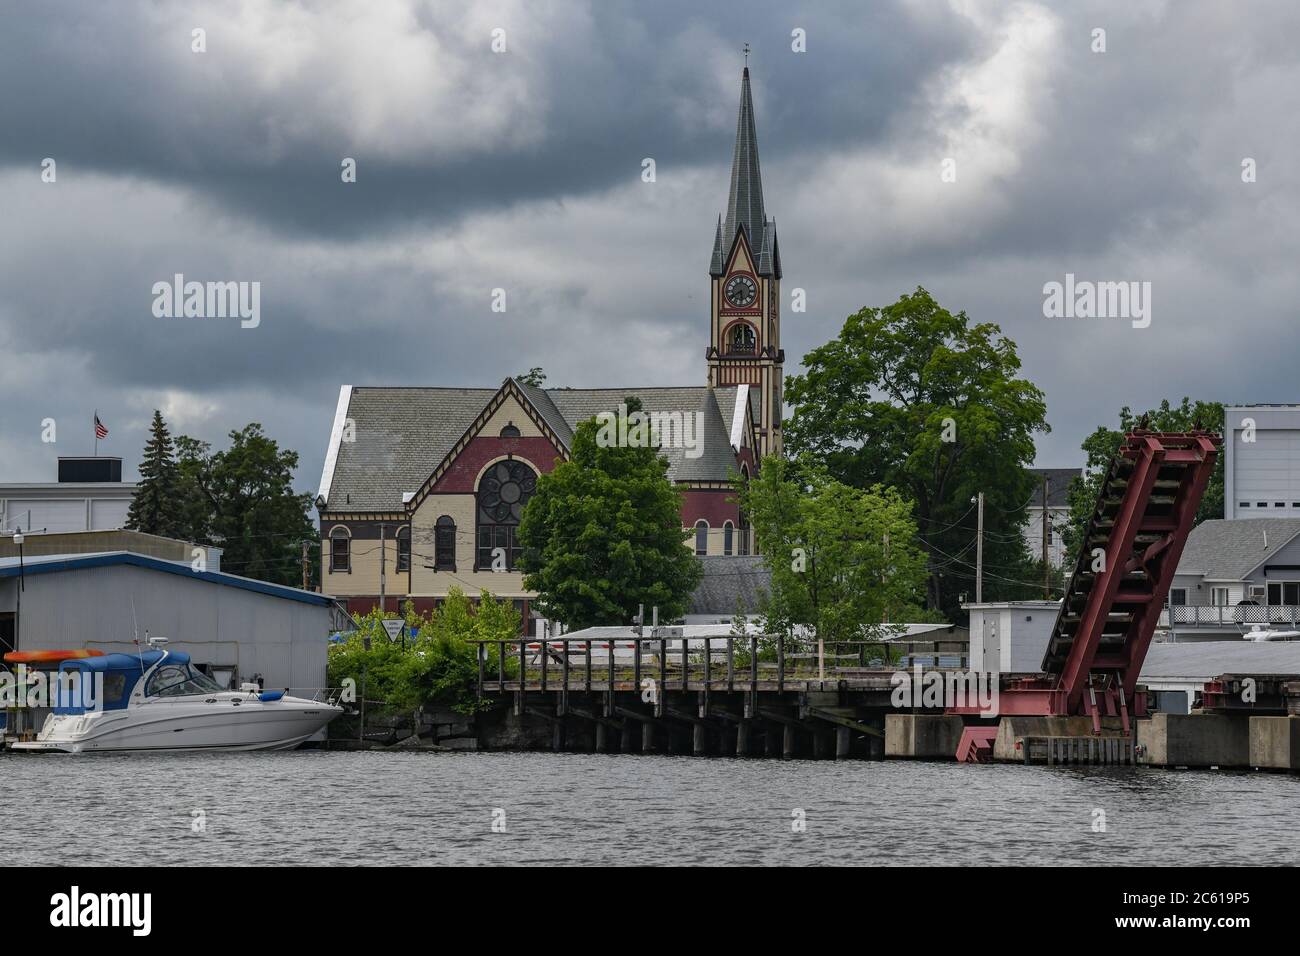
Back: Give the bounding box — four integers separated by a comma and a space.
2, 751, 1297, 866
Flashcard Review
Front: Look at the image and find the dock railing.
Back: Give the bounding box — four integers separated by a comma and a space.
468, 634, 969, 697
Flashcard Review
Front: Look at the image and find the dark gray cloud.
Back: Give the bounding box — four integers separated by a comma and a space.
0, 0, 1296, 497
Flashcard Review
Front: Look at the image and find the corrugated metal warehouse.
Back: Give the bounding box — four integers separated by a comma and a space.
0, 551, 348, 693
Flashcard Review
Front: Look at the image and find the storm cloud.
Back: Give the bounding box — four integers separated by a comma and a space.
1, 0, 1296, 498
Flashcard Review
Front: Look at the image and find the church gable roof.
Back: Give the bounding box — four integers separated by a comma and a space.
546, 385, 743, 483
321, 383, 748, 514
321, 386, 496, 512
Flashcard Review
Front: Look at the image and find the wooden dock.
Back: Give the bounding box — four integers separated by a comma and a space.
471, 635, 968, 759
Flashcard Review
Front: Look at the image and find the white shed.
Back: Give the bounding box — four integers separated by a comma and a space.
964, 600, 1061, 674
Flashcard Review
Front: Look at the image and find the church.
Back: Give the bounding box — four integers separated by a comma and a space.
316, 66, 784, 621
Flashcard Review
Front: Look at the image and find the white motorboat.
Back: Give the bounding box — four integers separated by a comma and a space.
10, 647, 342, 753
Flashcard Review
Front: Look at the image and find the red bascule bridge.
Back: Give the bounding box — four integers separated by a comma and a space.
950, 428, 1221, 762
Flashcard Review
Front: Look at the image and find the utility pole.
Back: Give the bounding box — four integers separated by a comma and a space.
379, 523, 386, 615
974, 492, 984, 604
12, 528, 24, 653
1042, 476, 1051, 599
301, 539, 310, 592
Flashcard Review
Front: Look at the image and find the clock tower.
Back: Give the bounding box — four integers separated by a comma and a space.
707, 65, 783, 458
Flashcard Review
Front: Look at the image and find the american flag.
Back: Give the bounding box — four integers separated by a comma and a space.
94, 414, 108, 439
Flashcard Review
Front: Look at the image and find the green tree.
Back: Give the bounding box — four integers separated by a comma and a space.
126, 410, 181, 537
737, 456, 929, 643
784, 287, 1048, 619
174, 424, 317, 586
517, 397, 703, 628
327, 588, 519, 715
1061, 398, 1225, 561
518, 367, 547, 387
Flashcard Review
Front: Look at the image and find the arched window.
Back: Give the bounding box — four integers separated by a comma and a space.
329, 526, 351, 573
434, 515, 456, 571
695, 520, 709, 556
729, 323, 756, 355
500, 423, 521, 438
476, 460, 537, 570
723, 521, 734, 556
396, 526, 411, 572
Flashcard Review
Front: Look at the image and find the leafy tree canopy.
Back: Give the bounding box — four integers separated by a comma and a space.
737, 455, 929, 642
784, 287, 1049, 618
518, 397, 703, 629
1062, 398, 1225, 561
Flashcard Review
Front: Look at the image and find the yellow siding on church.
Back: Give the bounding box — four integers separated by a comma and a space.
409, 488, 531, 598
481, 396, 543, 437
322, 528, 402, 597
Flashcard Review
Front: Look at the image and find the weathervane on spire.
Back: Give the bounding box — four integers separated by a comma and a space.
743, 42, 750, 66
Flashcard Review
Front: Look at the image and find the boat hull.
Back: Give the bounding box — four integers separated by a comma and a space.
10, 695, 343, 754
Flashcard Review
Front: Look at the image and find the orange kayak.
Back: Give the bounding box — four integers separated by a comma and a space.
2, 649, 106, 664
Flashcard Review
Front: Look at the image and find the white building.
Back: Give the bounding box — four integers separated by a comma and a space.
0, 551, 349, 692
965, 600, 1061, 673
0, 457, 136, 533
1223, 405, 1300, 519
1023, 468, 1081, 567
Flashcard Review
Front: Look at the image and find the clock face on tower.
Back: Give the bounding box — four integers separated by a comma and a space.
724, 274, 757, 308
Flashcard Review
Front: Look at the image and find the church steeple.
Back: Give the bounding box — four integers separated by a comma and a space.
710, 66, 779, 278
724, 66, 765, 256
707, 61, 784, 460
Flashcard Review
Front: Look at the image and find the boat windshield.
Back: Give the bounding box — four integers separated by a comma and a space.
145, 663, 225, 698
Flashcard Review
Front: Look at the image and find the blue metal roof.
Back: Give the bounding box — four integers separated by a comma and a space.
0, 552, 332, 607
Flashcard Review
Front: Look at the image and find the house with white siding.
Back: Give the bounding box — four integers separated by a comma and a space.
1162, 517, 1300, 640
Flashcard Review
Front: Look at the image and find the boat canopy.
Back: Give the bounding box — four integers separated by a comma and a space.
54, 650, 190, 714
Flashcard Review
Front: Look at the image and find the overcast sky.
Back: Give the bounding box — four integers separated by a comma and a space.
1, 0, 1296, 502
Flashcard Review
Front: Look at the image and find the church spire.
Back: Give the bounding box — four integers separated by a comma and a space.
712, 63, 776, 277
723, 65, 765, 253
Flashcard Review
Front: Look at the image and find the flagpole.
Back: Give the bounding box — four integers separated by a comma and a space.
94, 408, 98, 456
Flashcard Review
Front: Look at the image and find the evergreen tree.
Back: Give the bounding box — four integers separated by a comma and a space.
126, 410, 181, 537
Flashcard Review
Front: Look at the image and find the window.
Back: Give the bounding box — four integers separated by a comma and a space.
396, 526, 410, 572
723, 521, 734, 556
695, 520, 709, 556
1211, 587, 1230, 607
329, 527, 351, 572
434, 516, 456, 571
146, 664, 221, 698
1267, 582, 1300, 605
476, 460, 537, 570
1241, 502, 1251, 508
1277, 503, 1287, 509
500, 423, 521, 438
1258, 502, 1268, 508
1169, 588, 1187, 606
728, 324, 756, 355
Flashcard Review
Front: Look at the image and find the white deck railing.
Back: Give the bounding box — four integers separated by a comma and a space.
1159, 605, 1300, 627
